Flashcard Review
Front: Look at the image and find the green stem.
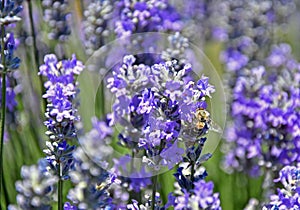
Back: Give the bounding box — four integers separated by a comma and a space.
151, 141, 165, 210
27, 0, 40, 75
152, 174, 158, 210
130, 150, 134, 173
58, 163, 63, 210
0, 23, 7, 203
191, 162, 195, 183
100, 82, 105, 117
27, 0, 46, 111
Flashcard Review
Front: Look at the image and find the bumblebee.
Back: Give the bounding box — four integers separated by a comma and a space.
181, 108, 222, 140
195, 108, 222, 133
195, 108, 210, 128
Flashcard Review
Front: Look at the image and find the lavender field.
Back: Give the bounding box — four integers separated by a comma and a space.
0, 0, 300, 209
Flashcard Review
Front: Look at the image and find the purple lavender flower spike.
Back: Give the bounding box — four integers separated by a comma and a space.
218, 0, 296, 113
8, 159, 57, 210
0, 32, 21, 115
105, 33, 220, 208
0, 0, 23, 25
64, 202, 77, 210
66, 117, 116, 209
107, 48, 216, 175
264, 166, 300, 209
41, 0, 71, 41
172, 0, 228, 44
172, 178, 221, 210
160, 141, 184, 169
222, 43, 300, 177
82, 0, 114, 55
114, 0, 182, 38
39, 54, 84, 179
0, 76, 17, 112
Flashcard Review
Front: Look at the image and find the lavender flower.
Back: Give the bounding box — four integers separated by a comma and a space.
0, 75, 17, 112
126, 193, 164, 209
171, 177, 221, 210
8, 159, 57, 210
64, 202, 77, 210
172, 0, 228, 44
107, 54, 215, 172
66, 117, 117, 209
263, 166, 300, 209
108, 0, 183, 61
112, 154, 152, 199
42, 0, 71, 41
179, 180, 221, 210
39, 54, 84, 178
218, 0, 296, 114
0, 1, 23, 200
0, 0, 23, 25
114, 0, 182, 38
223, 43, 300, 176
164, 135, 221, 209
219, 1, 298, 190
1, 32, 21, 71
0, 33, 21, 113
82, 0, 114, 55
161, 32, 190, 70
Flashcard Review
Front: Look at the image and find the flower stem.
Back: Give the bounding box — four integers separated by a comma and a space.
100, 82, 105, 117
191, 162, 195, 183
130, 150, 135, 173
0, 23, 7, 202
58, 163, 63, 210
27, 0, 46, 111
152, 174, 158, 210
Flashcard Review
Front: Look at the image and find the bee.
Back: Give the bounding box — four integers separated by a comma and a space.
194, 108, 223, 134
195, 108, 210, 129
181, 108, 222, 140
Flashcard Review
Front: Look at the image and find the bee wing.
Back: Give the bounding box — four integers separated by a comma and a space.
209, 120, 223, 134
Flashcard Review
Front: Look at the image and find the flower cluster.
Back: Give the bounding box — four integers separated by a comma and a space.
41, 0, 71, 41
171, 179, 221, 210
166, 137, 221, 209
8, 159, 57, 210
0, 75, 17, 113
172, 0, 228, 44
0, 1, 22, 141
124, 169, 219, 210
107, 54, 215, 173
0, 23, 21, 113
126, 193, 165, 209
114, 0, 182, 37
1, 32, 21, 71
223, 43, 300, 176
161, 32, 190, 70
0, 0, 23, 25
112, 154, 152, 198
82, 0, 114, 55
220, 0, 298, 180
105, 30, 220, 208
65, 117, 117, 209
218, 1, 296, 125
219, 0, 295, 73
39, 54, 84, 179
264, 165, 300, 209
